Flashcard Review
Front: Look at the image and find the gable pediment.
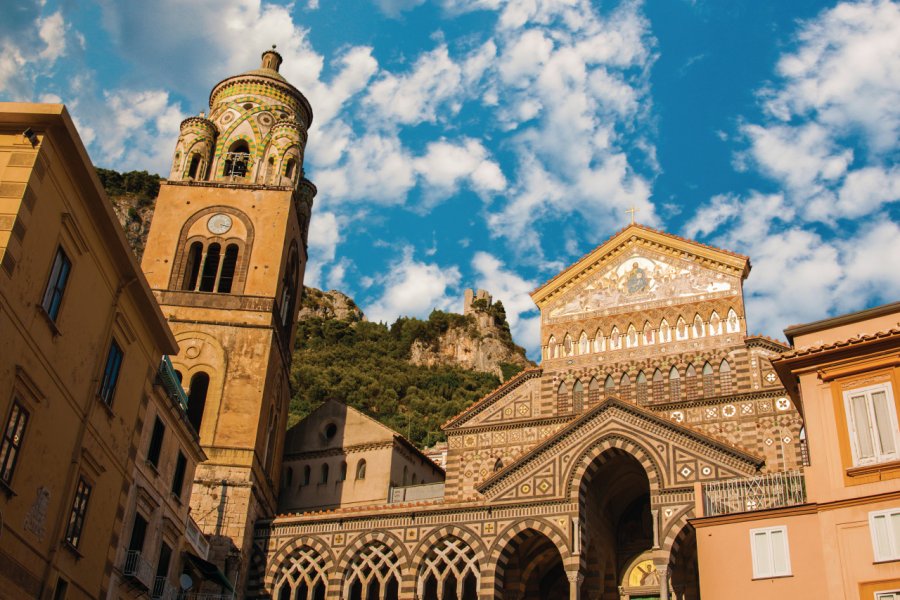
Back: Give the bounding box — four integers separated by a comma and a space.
443, 368, 542, 430
532, 225, 749, 320
477, 398, 762, 503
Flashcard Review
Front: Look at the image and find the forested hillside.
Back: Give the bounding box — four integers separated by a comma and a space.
289, 311, 518, 448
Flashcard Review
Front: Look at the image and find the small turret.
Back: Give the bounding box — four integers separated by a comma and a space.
261, 46, 283, 72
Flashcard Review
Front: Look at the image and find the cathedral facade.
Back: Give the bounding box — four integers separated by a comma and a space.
256, 225, 806, 600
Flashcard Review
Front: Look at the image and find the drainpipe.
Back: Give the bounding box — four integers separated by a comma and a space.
38, 276, 137, 599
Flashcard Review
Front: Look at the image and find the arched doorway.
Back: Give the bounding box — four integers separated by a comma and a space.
669, 525, 699, 600
495, 529, 566, 600
579, 448, 659, 600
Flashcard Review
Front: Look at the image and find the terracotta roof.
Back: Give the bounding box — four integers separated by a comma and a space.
531, 223, 750, 298
775, 327, 900, 361
442, 368, 543, 430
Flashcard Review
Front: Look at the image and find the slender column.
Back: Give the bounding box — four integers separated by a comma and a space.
657, 564, 670, 600
566, 571, 583, 600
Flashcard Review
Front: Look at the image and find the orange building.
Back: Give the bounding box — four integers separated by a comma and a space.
693, 301, 900, 599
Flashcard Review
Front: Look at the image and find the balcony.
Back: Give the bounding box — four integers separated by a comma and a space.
152, 577, 178, 600
158, 356, 189, 411
177, 593, 233, 600
185, 516, 210, 560
123, 550, 154, 589
701, 469, 807, 517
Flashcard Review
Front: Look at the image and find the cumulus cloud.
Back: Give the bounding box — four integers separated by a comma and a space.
686, 0, 900, 337
305, 211, 343, 289
364, 248, 462, 323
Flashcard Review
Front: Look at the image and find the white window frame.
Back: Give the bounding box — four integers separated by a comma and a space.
869, 507, 900, 562
843, 382, 900, 467
875, 591, 900, 600
749, 526, 792, 579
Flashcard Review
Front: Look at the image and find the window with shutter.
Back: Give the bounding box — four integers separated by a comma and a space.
749, 526, 791, 578
844, 383, 900, 467
869, 508, 900, 562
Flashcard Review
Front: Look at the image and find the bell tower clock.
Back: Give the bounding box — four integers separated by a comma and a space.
140, 47, 315, 595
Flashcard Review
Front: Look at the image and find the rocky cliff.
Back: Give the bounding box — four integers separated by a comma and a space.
408, 292, 533, 381
97, 167, 161, 260
298, 287, 366, 322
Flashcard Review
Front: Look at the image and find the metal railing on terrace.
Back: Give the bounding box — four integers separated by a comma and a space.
158, 356, 189, 411
388, 482, 445, 504
152, 577, 178, 600
701, 469, 807, 517
123, 550, 154, 589
177, 593, 233, 600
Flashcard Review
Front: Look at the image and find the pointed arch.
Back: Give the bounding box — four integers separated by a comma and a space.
342, 540, 402, 600
702, 361, 715, 397
417, 536, 480, 600
719, 359, 734, 395
669, 366, 681, 402
573, 379, 585, 414
610, 326, 621, 350
676, 317, 688, 341
578, 331, 589, 355
709, 310, 722, 335
593, 329, 605, 352
626, 323, 638, 348
685, 364, 698, 400
692, 314, 705, 338
272, 545, 328, 600
619, 372, 632, 402
652, 368, 664, 403
726, 308, 740, 333
563, 333, 574, 357
642, 321, 654, 345
660, 318, 672, 343
588, 377, 600, 406
547, 335, 557, 360
557, 381, 567, 414
604, 374, 616, 399
635, 371, 648, 404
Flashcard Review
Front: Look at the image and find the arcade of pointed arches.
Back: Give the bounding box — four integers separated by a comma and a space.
544, 308, 742, 360
266, 446, 699, 600
556, 359, 734, 414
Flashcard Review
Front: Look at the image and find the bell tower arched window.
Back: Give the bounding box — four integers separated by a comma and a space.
280, 249, 300, 329
285, 157, 297, 182
224, 140, 251, 178
218, 244, 239, 293
199, 243, 221, 291
187, 372, 210, 433
188, 154, 201, 179
182, 242, 203, 290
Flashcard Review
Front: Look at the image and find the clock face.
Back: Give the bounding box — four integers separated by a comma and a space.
207, 213, 233, 235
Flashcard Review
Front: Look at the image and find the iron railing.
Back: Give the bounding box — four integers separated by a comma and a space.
152, 577, 178, 600
702, 469, 807, 517
123, 550, 155, 588
158, 356, 189, 411
177, 593, 233, 600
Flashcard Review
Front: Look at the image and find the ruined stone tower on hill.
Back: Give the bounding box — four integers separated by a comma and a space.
139, 47, 315, 593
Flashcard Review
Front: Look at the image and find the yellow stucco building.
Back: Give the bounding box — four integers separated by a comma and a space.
0, 104, 205, 600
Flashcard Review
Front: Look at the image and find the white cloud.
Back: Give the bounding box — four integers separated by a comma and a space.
364, 44, 468, 125
365, 248, 462, 323
37, 11, 66, 62
314, 133, 416, 204
687, 0, 900, 336
372, 0, 425, 18
305, 211, 342, 289
414, 138, 507, 199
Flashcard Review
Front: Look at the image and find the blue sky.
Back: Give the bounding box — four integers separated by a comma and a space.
3, 0, 898, 359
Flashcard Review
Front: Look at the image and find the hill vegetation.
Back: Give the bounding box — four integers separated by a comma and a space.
289, 311, 514, 448
96, 167, 161, 259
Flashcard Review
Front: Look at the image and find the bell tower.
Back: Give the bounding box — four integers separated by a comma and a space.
141, 47, 315, 594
